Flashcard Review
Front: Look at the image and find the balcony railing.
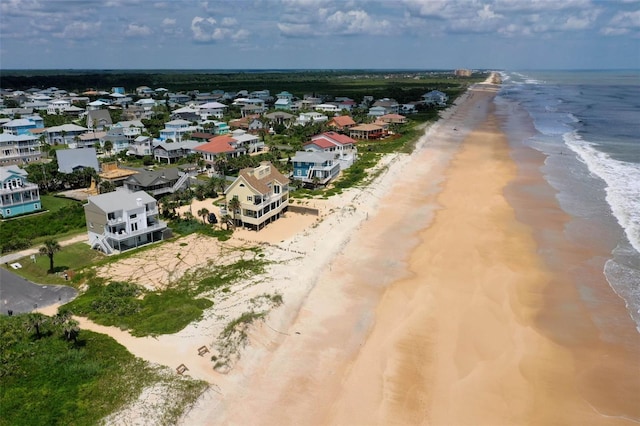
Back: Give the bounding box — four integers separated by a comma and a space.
105, 221, 167, 241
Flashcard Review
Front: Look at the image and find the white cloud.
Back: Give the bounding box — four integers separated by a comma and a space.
326, 9, 391, 35
221, 17, 238, 26
601, 9, 640, 36
162, 18, 176, 26
125, 23, 152, 37
191, 15, 248, 42
54, 21, 101, 40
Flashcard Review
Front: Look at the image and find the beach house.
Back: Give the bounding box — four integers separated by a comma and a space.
122, 167, 194, 197
0, 165, 41, 218
223, 161, 289, 231
291, 151, 341, 186
304, 132, 357, 169
84, 190, 170, 254
0, 133, 42, 165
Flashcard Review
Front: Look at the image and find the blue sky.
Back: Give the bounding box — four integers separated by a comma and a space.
1, 0, 639, 70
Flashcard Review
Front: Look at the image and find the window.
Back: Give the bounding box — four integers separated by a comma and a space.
5, 209, 10, 215
247, 196, 252, 202
131, 222, 138, 232
274, 185, 280, 194
130, 213, 137, 219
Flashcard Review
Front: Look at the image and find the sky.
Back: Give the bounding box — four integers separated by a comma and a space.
0, 0, 639, 70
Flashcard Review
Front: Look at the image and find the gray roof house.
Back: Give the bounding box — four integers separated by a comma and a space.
122, 167, 194, 197
84, 190, 170, 254
56, 148, 100, 173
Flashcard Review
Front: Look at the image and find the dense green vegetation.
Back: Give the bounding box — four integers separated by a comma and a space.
0, 314, 207, 426
1, 69, 486, 104
0, 196, 86, 253
65, 254, 268, 337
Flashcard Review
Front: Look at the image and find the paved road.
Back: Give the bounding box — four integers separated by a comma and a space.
0, 268, 77, 315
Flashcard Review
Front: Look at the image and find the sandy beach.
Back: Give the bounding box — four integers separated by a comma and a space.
47, 76, 640, 425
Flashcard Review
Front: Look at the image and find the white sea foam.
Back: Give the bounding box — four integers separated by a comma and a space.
564, 131, 640, 255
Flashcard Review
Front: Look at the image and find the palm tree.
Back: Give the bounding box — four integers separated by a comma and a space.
197, 207, 210, 224
61, 319, 80, 343
39, 238, 61, 274
24, 313, 48, 339
228, 197, 241, 228
221, 214, 233, 230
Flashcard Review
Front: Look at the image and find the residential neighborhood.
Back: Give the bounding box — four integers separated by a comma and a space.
0, 74, 456, 258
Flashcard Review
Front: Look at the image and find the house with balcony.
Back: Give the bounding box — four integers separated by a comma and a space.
197, 101, 227, 120
2, 116, 44, 135
328, 115, 356, 132
153, 140, 204, 164
304, 132, 357, 169
47, 99, 72, 114
128, 135, 153, 157
46, 124, 88, 145
422, 90, 448, 107
113, 120, 145, 139
0, 165, 41, 218
372, 98, 400, 114
84, 190, 170, 254
101, 128, 130, 154
295, 112, 328, 126
291, 151, 341, 186
224, 161, 289, 231
76, 131, 106, 149
0, 133, 42, 165
122, 167, 194, 197
159, 119, 200, 142
349, 123, 385, 140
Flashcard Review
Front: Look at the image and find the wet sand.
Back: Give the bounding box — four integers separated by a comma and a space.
184, 82, 640, 425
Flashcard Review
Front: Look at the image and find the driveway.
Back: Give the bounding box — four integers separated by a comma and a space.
0, 268, 77, 315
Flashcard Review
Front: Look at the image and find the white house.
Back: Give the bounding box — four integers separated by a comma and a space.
84, 190, 170, 254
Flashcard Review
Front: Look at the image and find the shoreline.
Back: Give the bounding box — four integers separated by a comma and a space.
184, 80, 640, 424
30, 75, 639, 424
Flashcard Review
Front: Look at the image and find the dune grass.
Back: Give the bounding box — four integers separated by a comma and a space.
0, 314, 208, 426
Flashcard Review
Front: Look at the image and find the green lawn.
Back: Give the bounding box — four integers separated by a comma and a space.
8, 242, 104, 286
40, 194, 79, 213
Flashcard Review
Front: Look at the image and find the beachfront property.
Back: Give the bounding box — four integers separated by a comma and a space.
122, 167, 194, 197
328, 115, 356, 132
223, 161, 289, 231
349, 123, 385, 140
422, 90, 448, 107
291, 151, 341, 186
304, 132, 358, 169
0, 165, 41, 218
0, 133, 42, 165
84, 190, 170, 254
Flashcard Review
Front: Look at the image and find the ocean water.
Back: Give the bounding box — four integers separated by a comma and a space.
497, 70, 640, 332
